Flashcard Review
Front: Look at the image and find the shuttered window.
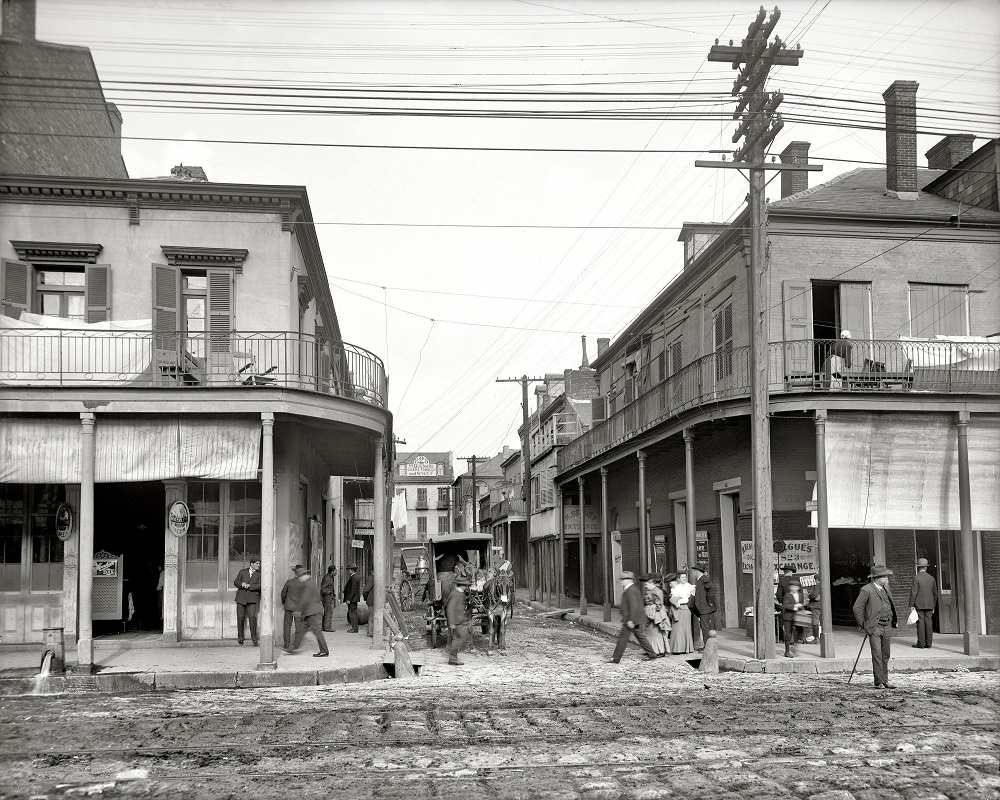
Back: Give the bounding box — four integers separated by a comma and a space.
713, 301, 733, 381
909, 283, 969, 337
0, 260, 110, 322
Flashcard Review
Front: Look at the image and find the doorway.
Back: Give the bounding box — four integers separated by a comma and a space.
915, 530, 958, 633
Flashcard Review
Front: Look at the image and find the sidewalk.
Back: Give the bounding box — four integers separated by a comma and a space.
525, 589, 1000, 675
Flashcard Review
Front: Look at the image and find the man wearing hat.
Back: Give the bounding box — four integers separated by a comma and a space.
908, 557, 938, 649
233, 556, 261, 646
775, 565, 804, 645
690, 562, 717, 653
610, 571, 661, 663
281, 564, 303, 648
284, 565, 329, 657
853, 564, 898, 689
342, 564, 361, 633
445, 573, 472, 665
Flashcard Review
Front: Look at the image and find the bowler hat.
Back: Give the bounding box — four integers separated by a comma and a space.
619, 571, 635, 581
780, 564, 797, 573
347, 564, 358, 571
247, 554, 260, 563
294, 565, 308, 576
868, 564, 893, 578
692, 562, 708, 573
916, 557, 929, 567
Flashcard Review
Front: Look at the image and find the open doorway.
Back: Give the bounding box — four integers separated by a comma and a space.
94, 482, 165, 635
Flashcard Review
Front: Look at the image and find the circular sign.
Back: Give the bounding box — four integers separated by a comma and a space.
773, 539, 787, 553
168, 501, 191, 537
55, 503, 74, 541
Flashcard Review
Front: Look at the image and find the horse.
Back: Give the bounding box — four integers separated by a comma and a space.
481, 565, 515, 655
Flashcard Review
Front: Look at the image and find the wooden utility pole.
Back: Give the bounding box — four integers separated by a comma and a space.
458, 455, 487, 532
497, 376, 545, 600
699, 6, 822, 660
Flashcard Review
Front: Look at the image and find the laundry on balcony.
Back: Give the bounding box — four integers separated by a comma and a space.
900, 335, 1000, 391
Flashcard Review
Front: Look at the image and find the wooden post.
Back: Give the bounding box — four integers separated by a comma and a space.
637, 450, 647, 574
601, 467, 612, 621
556, 485, 564, 607
957, 411, 979, 656
814, 410, 835, 658
373, 436, 387, 649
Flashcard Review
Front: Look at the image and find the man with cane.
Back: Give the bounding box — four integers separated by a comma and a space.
852, 564, 898, 689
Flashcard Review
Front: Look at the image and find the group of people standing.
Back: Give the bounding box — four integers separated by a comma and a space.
611, 562, 718, 663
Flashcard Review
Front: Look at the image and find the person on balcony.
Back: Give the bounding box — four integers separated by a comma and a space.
824, 330, 854, 389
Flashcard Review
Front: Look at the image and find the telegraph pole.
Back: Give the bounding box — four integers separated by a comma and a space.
458, 455, 487, 532
698, 6, 822, 660
497, 376, 545, 601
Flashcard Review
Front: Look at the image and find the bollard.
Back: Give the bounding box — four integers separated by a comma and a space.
699, 629, 719, 674
41, 627, 65, 673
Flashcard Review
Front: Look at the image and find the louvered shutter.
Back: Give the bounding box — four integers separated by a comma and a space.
782, 281, 813, 375
152, 263, 180, 360
85, 264, 111, 323
207, 269, 234, 354
669, 338, 682, 375
1, 259, 30, 319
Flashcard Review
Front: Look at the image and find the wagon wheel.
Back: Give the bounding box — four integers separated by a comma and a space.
398, 580, 414, 611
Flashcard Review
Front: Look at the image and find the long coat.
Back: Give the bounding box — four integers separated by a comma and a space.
908, 571, 938, 610
233, 567, 261, 605
853, 582, 898, 634
446, 586, 469, 627
619, 581, 647, 626
694, 574, 718, 617
342, 571, 360, 603
286, 574, 323, 617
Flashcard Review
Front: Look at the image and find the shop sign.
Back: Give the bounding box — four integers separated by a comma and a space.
400, 455, 440, 477
93, 557, 118, 577
168, 501, 191, 537
55, 503, 73, 541
695, 530, 709, 567
350, 539, 365, 549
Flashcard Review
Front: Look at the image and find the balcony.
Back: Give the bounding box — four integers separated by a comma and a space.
558, 338, 1000, 472
0, 326, 387, 408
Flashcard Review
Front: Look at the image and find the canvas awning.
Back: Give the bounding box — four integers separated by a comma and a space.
815, 412, 1000, 531
0, 416, 261, 483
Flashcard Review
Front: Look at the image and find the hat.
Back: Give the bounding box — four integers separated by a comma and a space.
291, 563, 303, 571
780, 564, 797, 573
247, 555, 260, 563
294, 565, 308, 576
868, 564, 893, 578
347, 564, 358, 571
692, 562, 708, 573
619, 571, 635, 582
663, 572, 679, 583
916, 557, 929, 567
639, 573, 659, 582
841, 330, 852, 339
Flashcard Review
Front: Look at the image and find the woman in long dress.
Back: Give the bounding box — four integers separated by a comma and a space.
642, 575, 670, 654
669, 573, 697, 654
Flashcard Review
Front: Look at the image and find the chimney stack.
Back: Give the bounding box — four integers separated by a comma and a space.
883, 80, 920, 199
779, 141, 810, 198
925, 134, 975, 170
580, 336, 590, 369
597, 337, 610, 358
2, 0, 37, 40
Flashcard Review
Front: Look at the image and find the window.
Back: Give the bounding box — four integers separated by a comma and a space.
669, 338, 683, 375
713, 301, 733, 381
37, 269, 86, 320
2, 243, 110, 322
185, 482, 221, 590
437, 487, 449, 508
437, 516, 448, 533
909, 283, 969, 337
0, 484, 65, 594
416, 488, 428, 509
226, 481, 262, 562
0, 484, 25, 593
417, 517, 428, 534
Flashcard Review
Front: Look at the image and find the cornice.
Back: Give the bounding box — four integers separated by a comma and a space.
11, 240, 103, 263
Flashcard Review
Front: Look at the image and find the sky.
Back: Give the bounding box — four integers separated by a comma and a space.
34, 0, 1000, 466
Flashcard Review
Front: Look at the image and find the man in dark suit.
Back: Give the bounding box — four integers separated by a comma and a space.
342, 564, 361, 633
908, 557, 938, 649
284, 565, 329, 657
281, 564, 301, 649
320, 566, 336, 632
691, 562, 717, 652
445, 574, 472, 666
233, 556, 261, 645
610, 571, 661, 663
853, 564, 898, 689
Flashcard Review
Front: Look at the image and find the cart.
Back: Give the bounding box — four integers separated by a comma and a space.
396, 546, 430, 611
423, 532, 495, 647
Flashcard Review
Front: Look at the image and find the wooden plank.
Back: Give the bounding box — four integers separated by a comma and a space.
386, 591, 410, 636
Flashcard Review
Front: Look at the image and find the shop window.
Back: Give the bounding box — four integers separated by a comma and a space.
227, 481, 262, 562
185, 482, 221, 590
30, 484, 65, 592
0, 485, 25, 593
0, 484, 64, 593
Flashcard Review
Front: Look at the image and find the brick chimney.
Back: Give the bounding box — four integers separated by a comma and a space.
1, 0, 36, 40
580, 335, 590, 369
779, 141, 810, 198
925, 134, 975, 170
883, 80, 920, 199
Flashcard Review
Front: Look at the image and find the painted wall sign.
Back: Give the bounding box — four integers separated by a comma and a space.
55, 503, 73, 541
399, 455, 441, 477
168, 501, 191, 537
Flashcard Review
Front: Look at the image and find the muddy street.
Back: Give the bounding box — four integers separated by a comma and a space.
2, 602, 997, 800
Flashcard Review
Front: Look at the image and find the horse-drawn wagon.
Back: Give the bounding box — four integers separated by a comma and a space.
423, 532, 515, 653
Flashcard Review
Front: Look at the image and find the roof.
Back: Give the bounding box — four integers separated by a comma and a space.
428, 532, 494, 545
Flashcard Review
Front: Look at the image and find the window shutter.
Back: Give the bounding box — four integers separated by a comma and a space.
152, 262, 180, 357
669, 339, 682, 375
207, 269, 234, 354
591, 396, 607, 423
1, 259, 31, 319
782, 281, 813, 374
85, 264, 111, 323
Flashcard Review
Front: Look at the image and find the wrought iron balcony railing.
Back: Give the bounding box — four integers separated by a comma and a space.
0, 327, 388, 408
557, 338, 1000, 472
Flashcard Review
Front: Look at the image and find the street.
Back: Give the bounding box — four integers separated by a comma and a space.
2, 603, 997, 800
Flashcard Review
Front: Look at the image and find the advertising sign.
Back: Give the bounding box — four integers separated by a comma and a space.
167, 501, 190, 537
55, 503, 73, 541
563, 505, 601, 535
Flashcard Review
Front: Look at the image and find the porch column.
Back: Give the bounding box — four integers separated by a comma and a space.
372, 435, 387, 648
578, 475, 588, 616
161, 480, 186, 644
76, 412, 96, 671
637, 450, 648, 574
683, 429, 697, 567
957, 411, 979, 656
601, 467, 611, 621
62, 485, 81, 641
556, 486, 564, 607
257, 412, 277, 670
814, 411, 835, 658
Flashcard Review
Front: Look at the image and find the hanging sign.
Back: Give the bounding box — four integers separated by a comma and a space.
168, 501, 191, 537
55, 503, 74, 541
350, 539, 365, 549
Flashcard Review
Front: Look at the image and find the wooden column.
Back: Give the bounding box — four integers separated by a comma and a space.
578, 475, 587, 616
814, 410, 835, 658
556, 486, 564, 607
161, 480, 186, 644
373, 435, 387, 648
601, 467, 612, 621
637, 450, 648, 574
76, 413, 96, 670
257, 413, 277, 669
957, 411, 979, 656
683, 429, 697, 567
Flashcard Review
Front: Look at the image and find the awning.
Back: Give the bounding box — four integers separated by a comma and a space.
0, 416, 261, 483
816, 412, 1000, 530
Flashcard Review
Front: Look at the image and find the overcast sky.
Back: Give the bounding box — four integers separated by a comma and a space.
35, 0, 1000, 466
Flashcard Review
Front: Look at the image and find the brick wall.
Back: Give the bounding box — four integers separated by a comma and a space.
883, 80, 919, 194
983, 532, 999, 635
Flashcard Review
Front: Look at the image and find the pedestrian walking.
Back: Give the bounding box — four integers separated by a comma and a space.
342, 564, 360, 633
690, 562, 718, 652
641, 574, 670, 654
775, 564, 806, 644
853, 564, 898, 689
908, 557, 938, 649
284, 565, 329, 657
320, 566, 336, 632
780, 581, 809, 658
446, 574, 472, 666
668, 572, 696, 654
233, 555, 261, 646
610, 571, 662, 663
281, 564, 301, 649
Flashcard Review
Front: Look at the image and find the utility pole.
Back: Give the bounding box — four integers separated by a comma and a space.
497, 376, 546, 601
698, 6, 822, 660
458, 455, 488, 532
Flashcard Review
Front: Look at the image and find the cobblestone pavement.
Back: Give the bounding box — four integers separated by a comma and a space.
1, 601, 997, 800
